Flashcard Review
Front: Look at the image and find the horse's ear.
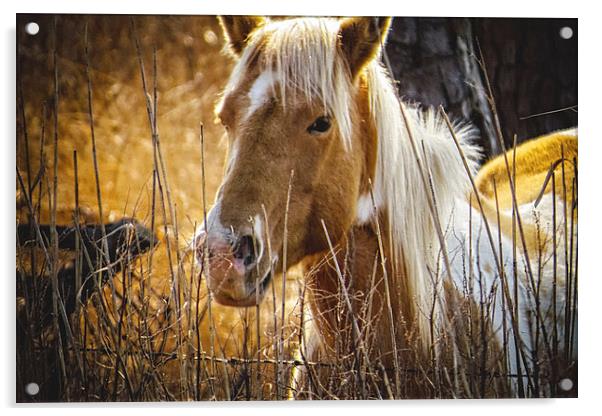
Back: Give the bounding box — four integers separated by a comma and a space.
218, 15, 266, 56
338, 17, 392, 80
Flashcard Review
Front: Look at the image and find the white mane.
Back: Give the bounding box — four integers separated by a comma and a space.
365, 62, 480, 343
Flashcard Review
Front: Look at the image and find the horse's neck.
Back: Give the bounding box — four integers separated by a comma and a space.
303, 219, 415, 364
304, 223, 379, 333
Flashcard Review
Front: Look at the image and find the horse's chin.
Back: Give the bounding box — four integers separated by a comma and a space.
211, 268, 273, 308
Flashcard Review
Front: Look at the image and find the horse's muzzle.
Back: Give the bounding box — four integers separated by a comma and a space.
194, 229, 270, 307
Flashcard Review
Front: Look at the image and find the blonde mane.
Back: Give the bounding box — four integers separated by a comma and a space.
231, 17, 481, 348
365, 63, 480, 345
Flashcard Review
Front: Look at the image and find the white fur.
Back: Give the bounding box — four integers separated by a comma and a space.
355, 193, 380, 224
245, 71, 275, 121
444, 191, 576, 393
364, 62, 481, 347
252, 214, 265, 263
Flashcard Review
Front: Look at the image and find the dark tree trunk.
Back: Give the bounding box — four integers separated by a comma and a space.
472, 18, 577, 149
384, 17, 499, 156
384, 17, 577, 158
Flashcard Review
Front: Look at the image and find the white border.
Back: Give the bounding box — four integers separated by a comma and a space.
6, 0, 581, 17
2, 1, 599, 415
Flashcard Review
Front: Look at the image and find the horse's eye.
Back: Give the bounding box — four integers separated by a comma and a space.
307, 116, 331, 134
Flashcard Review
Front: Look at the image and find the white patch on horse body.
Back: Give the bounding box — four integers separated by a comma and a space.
245, 71, 274, 121
445, 197, 531, 389
355, 192, 381, 224
445, 188, 576, 390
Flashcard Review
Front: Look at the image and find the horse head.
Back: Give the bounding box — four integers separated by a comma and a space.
195, 17, 391, 306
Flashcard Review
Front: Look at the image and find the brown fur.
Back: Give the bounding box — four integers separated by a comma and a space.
474, 129, 578, 253
219, 16, 266, 56
207, 18, 373, 306
338, 17, 392, 80
476, 129, 577, 211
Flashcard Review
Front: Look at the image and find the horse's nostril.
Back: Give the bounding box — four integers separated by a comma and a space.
234, 235, 256, 267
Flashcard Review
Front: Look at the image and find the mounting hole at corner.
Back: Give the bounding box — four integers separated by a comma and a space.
25, 22, 40, 36
559, 378, 574, 391
559, 26, 573, 40
25, 382, 40, 396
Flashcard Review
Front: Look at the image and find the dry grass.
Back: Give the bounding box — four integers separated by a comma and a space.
16, 15, 577, 402
17, 14, 302, 402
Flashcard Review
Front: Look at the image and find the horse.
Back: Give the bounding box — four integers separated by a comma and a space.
195, 16, 578, 398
